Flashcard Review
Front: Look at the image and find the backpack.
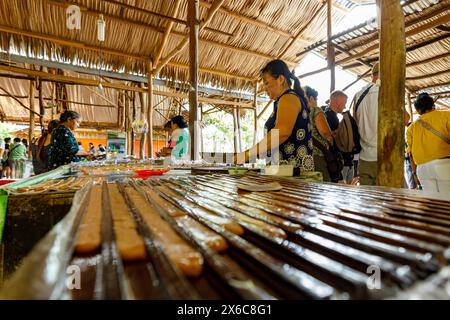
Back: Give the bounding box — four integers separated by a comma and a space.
335, 85, 372, 155
335, 111, 361, 155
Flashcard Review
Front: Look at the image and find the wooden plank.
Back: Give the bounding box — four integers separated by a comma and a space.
189, 0, 200, 160
376, 0, 406, 188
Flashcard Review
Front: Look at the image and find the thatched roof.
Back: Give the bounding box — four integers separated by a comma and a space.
302, 0, 450, 107
0, 0, 355, 127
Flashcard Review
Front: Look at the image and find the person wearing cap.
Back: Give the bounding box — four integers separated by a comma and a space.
352, 62, 380, 185
407, 93, 450, 193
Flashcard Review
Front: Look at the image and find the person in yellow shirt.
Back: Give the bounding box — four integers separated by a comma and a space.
407, 93, 450, 193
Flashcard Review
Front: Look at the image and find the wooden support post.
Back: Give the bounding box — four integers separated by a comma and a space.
200, 103, 204, 154
327, 0, 335, 93
125, 92, 132, 155
138, 83, 146, 159
253, 81, 258, 145
233, 107, 239, 154
376, 0, 406, 188
147, 61, 154, 158
188, 0, 200, 160
131, 91, 136, 157
37, 76, 45, 132
29, 80, 35, 158
236, 105, 242, 152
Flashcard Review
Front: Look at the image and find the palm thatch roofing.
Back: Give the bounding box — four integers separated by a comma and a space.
301, 0, 450, 108
0, 0, 355, 128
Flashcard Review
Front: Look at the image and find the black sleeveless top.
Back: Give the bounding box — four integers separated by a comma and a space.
264, 89, 315, 174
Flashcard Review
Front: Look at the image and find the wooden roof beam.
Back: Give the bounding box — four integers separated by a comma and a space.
342, 33, 450, 70
333, 2, 450, 59
406, 69, 450, 81
277, 1, 327, 60
154, 0, 226, 75
0, 64, 255, 108
152, 0, 183, 68
99, 0, 227, 36
0, 25, 255, 82
337, 10, 450, 65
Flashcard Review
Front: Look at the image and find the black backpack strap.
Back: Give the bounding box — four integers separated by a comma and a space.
354, 85, 373, 115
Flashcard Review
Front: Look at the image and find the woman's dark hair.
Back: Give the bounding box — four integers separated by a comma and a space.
261, 59, 307, 104
304, 86, 318, 100
60, 110, 81, 123
21, 138, 28, 146
48, 120, 60, 133
164, 120, 172, 129
414, 92, 434, 115
14, 137, 21, 143
171, 115, 188, 129
4, 137, 11, 143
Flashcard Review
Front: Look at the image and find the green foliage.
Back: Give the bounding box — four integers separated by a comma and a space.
0, 123, 22, 139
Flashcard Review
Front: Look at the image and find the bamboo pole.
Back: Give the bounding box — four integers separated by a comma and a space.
147, 61, 154, 158
327, 0, 335, 93
29, 80, 35, 158
376, 0, 406, 188
189, 0, 200, 161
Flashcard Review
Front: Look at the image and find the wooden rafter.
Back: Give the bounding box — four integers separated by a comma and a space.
406, 69, 450, 81
152, 0, 183, 68
154, 0, 226, 75
337, 11, 450, 65
0, 25, 255, 82
0, 64, 255, 107
277, 1, 327, 59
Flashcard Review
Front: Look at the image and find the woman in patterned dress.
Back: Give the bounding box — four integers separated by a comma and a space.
47, 111, 82, 170
304, 86, 334, 182
235, 59, 314, 175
